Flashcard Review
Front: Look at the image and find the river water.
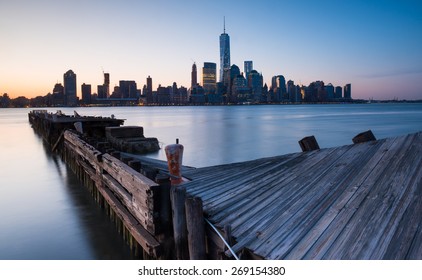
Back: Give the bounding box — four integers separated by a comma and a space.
0, 103, 421, 259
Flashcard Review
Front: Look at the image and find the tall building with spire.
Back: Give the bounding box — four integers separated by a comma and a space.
219, 17, 230, 83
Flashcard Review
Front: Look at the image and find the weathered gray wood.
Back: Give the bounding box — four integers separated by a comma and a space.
183, 132, 422, 260
185, 196, 206, 259
170, 186, 189, 260
101, 153, 159, 194
97, 182, 161, 258
64, 131, 103, 167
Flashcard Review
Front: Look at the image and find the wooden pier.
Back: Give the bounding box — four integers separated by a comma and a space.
182, 131, 422, 259
29, 110, 422, 260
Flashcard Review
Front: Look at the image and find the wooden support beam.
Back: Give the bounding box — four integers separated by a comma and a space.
170, 186, 189, 260
352, 130, 376, 144
299, 135, 320, 152
185, 196, 206, 260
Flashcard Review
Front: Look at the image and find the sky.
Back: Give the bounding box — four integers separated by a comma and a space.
1, 0, 422, 100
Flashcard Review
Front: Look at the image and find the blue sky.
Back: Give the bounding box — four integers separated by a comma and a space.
1, 0, 421, 99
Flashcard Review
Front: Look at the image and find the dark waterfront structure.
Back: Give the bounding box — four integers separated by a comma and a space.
63, 70, 77, 106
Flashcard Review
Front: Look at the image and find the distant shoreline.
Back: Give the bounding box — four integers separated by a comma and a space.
1, 98, 422, 109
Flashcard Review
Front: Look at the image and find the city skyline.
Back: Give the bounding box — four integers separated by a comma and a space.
1, 0, 422, 100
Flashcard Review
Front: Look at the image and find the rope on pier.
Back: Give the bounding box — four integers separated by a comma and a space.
204, 218, 240, 260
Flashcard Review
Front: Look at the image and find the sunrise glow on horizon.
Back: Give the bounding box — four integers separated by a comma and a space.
1, 0, 421, 100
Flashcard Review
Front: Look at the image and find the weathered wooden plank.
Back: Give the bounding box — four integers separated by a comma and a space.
102, 173, 133, 210
64, 131, 102, 169
281, 141, 388, 259
299, 138, 399, 259
101, 153, 159, 195
76, 154, 156, 234
186, 152, 308, 208
224, 146, 347, 252
96, 182, 161, 258
363, 138, 422, 259
251, 140, 381, 259
321, 134, 416, 259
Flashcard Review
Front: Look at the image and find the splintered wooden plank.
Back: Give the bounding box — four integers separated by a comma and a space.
101, 153, 159, 195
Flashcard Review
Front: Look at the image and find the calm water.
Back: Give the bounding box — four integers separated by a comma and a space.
0, 103, 421, 259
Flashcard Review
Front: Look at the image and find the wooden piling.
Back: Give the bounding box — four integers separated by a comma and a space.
185, 196, 206, 260
352, 130, 376, 144
170, 186, 189, 260
299, 135, 320, 152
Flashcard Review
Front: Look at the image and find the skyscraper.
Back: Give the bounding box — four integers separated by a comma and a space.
202, 62, 217, 94
191, 62, 197, 89
344, 83, 352, 99
146, 76, 153, 104
119, 80, 137, 98
219, 17, 230, 83
81, 83, 92, 104
244, 61, 253, 80
103, 72, 110, 98
63, 70, 77, 106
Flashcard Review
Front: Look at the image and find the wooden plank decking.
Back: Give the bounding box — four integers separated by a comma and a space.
182, 131, 422, 259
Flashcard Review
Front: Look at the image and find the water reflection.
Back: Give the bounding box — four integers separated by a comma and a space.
0, 108, 134, 259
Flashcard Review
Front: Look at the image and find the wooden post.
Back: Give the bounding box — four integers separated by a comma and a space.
185, 196, 206, 260
299, 135, 320, 152
352, 130, 376, 144
170, 186, 189, 260
155, 174, 172, 232
165, 140, 184, 185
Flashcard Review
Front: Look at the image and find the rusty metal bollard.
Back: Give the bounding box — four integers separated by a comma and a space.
165, 138, 184, 185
